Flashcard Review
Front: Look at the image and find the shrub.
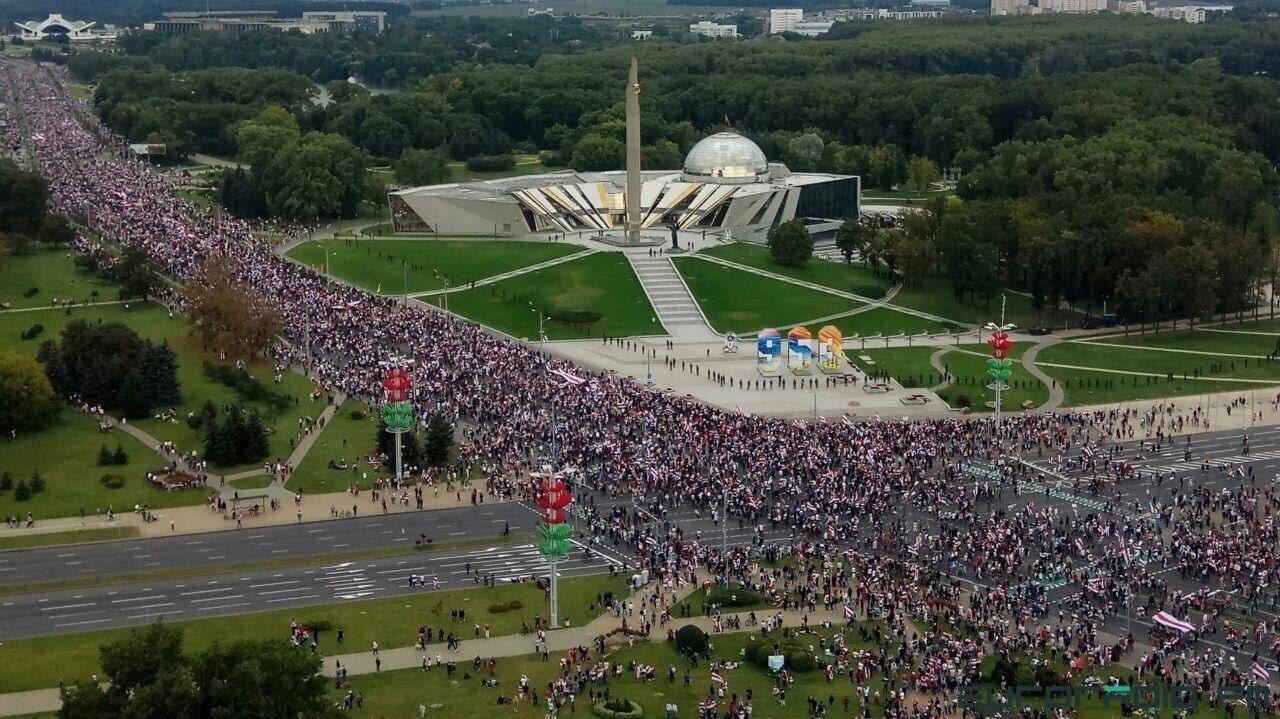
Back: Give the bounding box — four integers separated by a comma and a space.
954, 394, 972, 408
899, 376, 919, 388
539, 150, 566, 167
100, 474, 125, 489
592, 698, 642, 719
22, 287, 38, 298
464, 154, 515, 172
202, 362, 291, 412
487, 599, 524, 613
550, 309, 602, 325
304, 618, 334, 632
186, 414, 204, 430
674, 624, 709, 656
20, 324, 44, 340
349, 408, 367, 421
707, 587, 762, 608
747, 638, 818, 672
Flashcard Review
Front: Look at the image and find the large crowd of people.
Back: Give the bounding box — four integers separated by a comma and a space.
4, 60, 1280, 717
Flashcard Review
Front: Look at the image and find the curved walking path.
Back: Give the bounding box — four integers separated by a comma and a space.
407, 249, 597, 298
1020, 340, 1065, 412
927, 346, 953, 392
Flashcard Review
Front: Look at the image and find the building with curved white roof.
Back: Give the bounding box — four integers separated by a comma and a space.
14, 14, 116, 42
389, 132, 859, 242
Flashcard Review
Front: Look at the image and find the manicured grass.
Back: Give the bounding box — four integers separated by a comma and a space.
341, 628, 885, 719
287, 238, 580, 295
1047, 367, 1251, 408
0, 411, 210, 521
674, 257, 861, 334
698, 243, 890, 299
889, 280, 1057, 329
938, 346, 1049, 412
1038, 341, 1280, 383
446, 252, 664, 339
447, 154, 559, 181
852, 344, 1048, 411
0, 247, 114, 309
130, 354, 329, 474
228, 475, 274, 490
288, 401, 382, 495
0, 571, 629, 693
831, 306, 954, 338
1092, 328, 1280, 356
0, 526, 138, 551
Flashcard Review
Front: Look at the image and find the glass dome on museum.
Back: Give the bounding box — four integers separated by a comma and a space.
682, 132, 770, 184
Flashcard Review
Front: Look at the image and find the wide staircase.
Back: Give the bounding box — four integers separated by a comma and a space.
626, 253, 717, 341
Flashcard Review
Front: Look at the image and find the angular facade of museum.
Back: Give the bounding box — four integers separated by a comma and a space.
388, 133, 860, 243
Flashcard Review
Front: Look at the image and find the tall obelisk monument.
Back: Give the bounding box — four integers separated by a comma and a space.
625, 56, 642, 244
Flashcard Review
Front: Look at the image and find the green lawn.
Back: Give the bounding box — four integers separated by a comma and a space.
889, 280, 1057, 329
831, 306, 954, 337
447, 154, 560, 181
0, 526, 138, 550
341, 628, 886, 719
0, 572, 629, 693
446, 252, 664, 339
851, 344, 1048, 412
937, 346, 1049, 412
674, 257, 861, 334
288, 401, 382, 495
287, 238, 580, 295
1091, 328, 1280, 356
0, 411, 210, 521
0, 247, 114, 310
1039, 341, 1280, 382
1047, 367, 1255, 408
698, 243, 890, 299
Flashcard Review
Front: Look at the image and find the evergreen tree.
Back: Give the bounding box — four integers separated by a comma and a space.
143, 341, 182, 407
112, 444, 129, 465
0, 471, 11, 492
204, 415, 233, 466
97, 443, 113, 466
241, 411, 270, 464
224, 407, 248, 466
29, 469, 45, 494
13, 480, 30, 501
423, 415, 454, 468
376, 419, 422, 473
117, 368, 153, 419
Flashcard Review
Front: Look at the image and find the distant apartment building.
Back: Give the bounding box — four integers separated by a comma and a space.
768, 8, 803, 33
147, 10, 386, 34
689, 21, 739, 38
991, 0, 1104, 15
631, 29, 654, 39
811, 7, 945, 22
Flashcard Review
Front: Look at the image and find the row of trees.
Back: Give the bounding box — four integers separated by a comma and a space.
376, 415, 454, 472
834, 195, 1276, 321
37, 321, 181, 419
0, 157, 74, 256
203, 405, 271, 467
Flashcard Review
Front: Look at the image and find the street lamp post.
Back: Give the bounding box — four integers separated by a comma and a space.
984, 294, 1017, 441
530, 304, 547, 352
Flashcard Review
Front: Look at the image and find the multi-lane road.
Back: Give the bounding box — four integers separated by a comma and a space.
4, 422, 1278, 645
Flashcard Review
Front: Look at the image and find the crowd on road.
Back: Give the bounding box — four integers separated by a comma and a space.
5, 61, 1280, 717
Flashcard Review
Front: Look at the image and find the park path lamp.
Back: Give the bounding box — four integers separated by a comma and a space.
984, 294, 1015, 443
433, 269, 449, 312
536, 472, 573, 628
380, 363, 414, 485
529, 304, 547, 352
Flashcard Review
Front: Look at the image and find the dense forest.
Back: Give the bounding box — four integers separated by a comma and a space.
65, 13, 1280, 319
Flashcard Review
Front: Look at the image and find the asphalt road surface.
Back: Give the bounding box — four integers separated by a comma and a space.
0, 541, 614, 639
0, 502, 530, 586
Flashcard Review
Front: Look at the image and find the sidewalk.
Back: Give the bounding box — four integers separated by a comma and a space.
2, 482, 512, 539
